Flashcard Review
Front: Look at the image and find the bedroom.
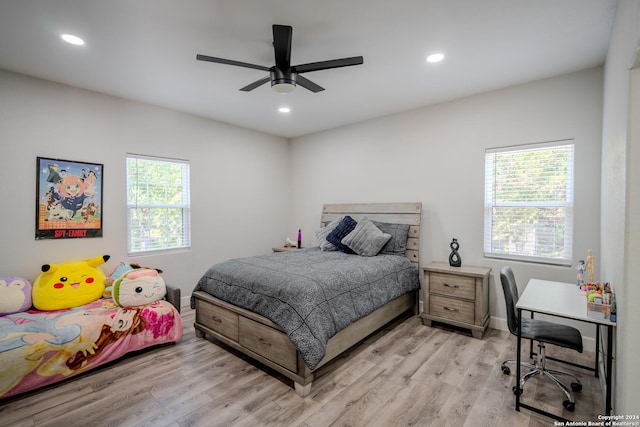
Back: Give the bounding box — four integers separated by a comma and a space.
0, 0, 638, 425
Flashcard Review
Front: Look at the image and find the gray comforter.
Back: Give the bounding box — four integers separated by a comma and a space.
191, 247, 420, 369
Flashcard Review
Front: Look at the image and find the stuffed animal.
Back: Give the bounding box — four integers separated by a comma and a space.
103, 262, 164, 298
32, 255, 110, 311
103, 262, 135, 298
112, 268, 166, 307
0, 277, 32, 315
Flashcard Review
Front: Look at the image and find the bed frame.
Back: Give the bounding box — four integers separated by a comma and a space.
192, 202, 421, 396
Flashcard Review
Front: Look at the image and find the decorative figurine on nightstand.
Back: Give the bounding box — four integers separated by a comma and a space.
449, 238, 462, 267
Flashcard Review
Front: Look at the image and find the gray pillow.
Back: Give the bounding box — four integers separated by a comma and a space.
372, 221, 410, 255
315, 217, 343, 251
341, 217, 391, 257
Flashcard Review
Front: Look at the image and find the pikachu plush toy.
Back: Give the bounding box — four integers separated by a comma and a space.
32, 255, 110, 311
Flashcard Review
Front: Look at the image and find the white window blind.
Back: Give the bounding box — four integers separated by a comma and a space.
484, 141, 574, 266
126, 154, 191, 255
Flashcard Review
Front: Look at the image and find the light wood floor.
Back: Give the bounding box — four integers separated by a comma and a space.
0, 306, 605, 427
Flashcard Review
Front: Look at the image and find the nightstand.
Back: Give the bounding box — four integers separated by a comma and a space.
420, 262, 491, 339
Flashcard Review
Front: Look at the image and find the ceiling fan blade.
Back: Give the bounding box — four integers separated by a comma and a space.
272, 25, 292, 70
239, 76, 271, 92
294, 56, 364, 74
196, 54, 270, 72
296, 75, 325, 93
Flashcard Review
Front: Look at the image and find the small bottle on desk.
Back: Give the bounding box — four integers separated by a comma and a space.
297, 229, 302, 249
610, 293, 617, 322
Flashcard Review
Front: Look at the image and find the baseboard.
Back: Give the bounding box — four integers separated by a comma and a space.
181, 295, 191, 308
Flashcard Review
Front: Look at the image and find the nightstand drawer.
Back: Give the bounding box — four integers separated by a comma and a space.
429, 294, 475, 324
430, 272, 475, 300
195, 301, 239, 341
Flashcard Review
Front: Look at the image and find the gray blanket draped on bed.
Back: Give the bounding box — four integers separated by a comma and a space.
191, 248, 420, 370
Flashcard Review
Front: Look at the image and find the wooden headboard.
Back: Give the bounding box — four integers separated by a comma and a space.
320, 202, 422, 268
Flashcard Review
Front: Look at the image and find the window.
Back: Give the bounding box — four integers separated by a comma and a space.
126, 154, 191, 255
484, 141, 574, 265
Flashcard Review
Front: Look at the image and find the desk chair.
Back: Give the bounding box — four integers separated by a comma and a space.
500, 266, 583, 411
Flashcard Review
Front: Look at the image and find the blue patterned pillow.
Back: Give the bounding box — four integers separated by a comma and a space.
326, 216, 358, 254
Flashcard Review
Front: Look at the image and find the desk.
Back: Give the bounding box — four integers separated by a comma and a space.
515, 279, 616, 421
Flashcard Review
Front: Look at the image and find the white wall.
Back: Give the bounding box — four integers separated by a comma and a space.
290, 67, 604, 341
601, 0, 640, 414
0, 69, 291, 300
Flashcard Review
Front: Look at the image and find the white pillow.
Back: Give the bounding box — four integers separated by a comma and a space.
341, 217, 391, 257
315, 217, 343, 251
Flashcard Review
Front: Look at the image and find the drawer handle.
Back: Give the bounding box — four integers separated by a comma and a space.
210, 315, 222, 324
258, 338, 272, 347
443, 283, 459, 289
443, 306, 459, 312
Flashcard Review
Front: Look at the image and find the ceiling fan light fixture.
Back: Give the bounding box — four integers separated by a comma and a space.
272, 82, 296, 94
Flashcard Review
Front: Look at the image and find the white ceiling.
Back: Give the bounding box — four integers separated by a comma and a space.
0, 0, 617, 138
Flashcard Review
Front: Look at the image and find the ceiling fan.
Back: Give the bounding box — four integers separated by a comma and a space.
196, 24, 364, 94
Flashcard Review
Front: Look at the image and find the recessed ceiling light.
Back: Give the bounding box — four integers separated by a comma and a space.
61, 34, 85, 46
426, 53, 444, 63
279, 107, 291, 113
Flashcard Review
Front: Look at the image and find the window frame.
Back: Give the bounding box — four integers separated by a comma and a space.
126, 153, 191, 256
483, 140, 574, 266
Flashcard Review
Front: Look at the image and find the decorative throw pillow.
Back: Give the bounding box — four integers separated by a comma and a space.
326, 216, 358, 254
0, 277, 32, 315
315, 217, 343, 251
341, 217, 392, 257
373, 221, 410, 255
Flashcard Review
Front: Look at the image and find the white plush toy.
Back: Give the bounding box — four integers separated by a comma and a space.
112, 268, 166, 308
0, 277, 32, 315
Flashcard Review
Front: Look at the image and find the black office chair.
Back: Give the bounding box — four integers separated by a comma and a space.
500, 266, 583, 411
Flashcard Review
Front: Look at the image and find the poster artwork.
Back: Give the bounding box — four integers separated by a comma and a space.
36, 157, 103, 239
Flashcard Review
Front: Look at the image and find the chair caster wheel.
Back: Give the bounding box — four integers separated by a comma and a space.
502, 366, 511, 375
563, 400, 575, 411
512, 386, 522, 396
571, 382, 582, 392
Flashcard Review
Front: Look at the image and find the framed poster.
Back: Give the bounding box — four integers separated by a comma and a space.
35, 157, 103, 239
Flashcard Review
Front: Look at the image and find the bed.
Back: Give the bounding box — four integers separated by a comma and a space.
0, 285, 183, 400
191, 203, 421, 396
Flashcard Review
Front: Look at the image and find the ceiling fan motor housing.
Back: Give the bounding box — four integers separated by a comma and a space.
270, 67, 296, 92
